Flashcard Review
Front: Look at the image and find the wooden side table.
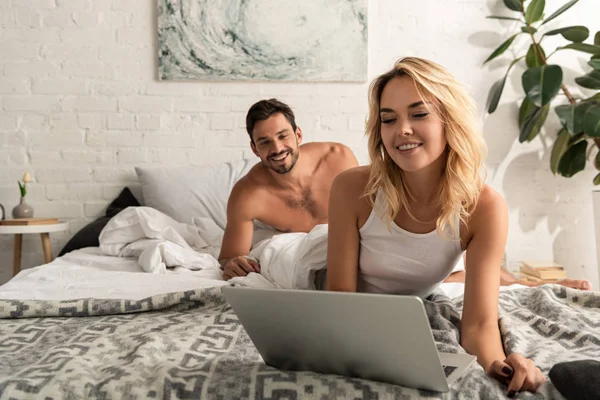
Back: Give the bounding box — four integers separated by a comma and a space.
0, 222, 69, 276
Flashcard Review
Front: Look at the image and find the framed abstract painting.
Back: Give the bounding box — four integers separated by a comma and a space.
157, 0, 367, 82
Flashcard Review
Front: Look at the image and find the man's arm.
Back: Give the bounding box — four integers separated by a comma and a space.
218, 183, 260, 280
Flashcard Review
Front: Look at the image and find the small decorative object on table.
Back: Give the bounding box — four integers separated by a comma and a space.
518, 260, 567, 283
0, 203, 5, 220
12, 171, 34, 219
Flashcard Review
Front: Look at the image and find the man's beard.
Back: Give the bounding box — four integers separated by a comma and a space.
265, 148, 299, 174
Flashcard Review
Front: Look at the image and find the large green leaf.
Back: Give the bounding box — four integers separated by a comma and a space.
526, 44, 546, 68
593, 172, 600, 185
486, 57, 523, 113
522, 65, 563, 106
544, 26, 589, 42
595, 149, 600, 170
584, 104, 600, 137
575, 70, 600, 89
573, 102, 596, 135
487, 15, 522, 21
520, 104, 550, 142
560, 43, 600, 54
484, 34, 519, 64
519, 97, 537, 127
558, 140, 587, 177
590, 59, 600, 70
555, 104, 576, 133
542, 0, 579, 25
526, 0, 545, 24
595, 31, 600, 45
503, 0, 523, 12
550, 128, 570, 174
521, 26, 538, 34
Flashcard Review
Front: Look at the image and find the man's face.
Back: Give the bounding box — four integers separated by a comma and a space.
251, 113, 302, 174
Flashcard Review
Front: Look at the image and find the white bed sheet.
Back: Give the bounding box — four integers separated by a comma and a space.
0, 247, 227, 301
0, 247, 525, 301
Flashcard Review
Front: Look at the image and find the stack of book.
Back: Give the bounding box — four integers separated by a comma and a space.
0, 218, 59, 226
518, 260, 567, 283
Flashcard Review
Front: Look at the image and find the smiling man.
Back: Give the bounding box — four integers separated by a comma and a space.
218, 99, 359, 280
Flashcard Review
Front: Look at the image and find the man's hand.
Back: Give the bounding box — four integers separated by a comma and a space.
221, 256, 260, 280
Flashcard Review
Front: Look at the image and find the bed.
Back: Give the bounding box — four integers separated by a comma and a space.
0, 159, 598, 399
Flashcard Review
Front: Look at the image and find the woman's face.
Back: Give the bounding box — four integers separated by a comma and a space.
379, 76, 447, 174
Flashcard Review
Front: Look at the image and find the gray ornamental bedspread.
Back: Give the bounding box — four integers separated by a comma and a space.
0, 285, 599, 400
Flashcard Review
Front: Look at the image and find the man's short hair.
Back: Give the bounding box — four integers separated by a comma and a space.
245, 99, 297, 142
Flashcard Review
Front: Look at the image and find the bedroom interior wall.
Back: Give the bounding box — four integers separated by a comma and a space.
1, 0, 599, 287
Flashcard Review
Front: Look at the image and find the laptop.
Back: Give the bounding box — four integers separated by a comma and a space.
222, 286, 476, 392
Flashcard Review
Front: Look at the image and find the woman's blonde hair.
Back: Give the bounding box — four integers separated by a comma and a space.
364, 57, 487, 237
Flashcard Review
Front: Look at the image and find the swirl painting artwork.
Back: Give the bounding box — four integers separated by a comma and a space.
157, 0, 367, 82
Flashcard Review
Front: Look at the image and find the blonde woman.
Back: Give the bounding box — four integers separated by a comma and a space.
326, 57, 545, 396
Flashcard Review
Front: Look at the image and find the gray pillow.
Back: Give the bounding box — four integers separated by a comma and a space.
135, 159, 255, 230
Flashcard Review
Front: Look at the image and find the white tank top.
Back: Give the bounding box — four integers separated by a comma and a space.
358, 191, 464, 298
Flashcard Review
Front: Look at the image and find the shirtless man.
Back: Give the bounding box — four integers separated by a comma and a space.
218, 98, 592, 290
218, 98, 359, 279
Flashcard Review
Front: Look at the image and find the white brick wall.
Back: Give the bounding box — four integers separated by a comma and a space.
1, 0, 599, 288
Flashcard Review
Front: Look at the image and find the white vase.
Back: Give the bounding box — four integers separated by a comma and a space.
592, 190, 600, 289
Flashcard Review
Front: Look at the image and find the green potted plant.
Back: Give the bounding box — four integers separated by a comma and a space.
12, 172, 34, 219
484, 0, 600, 181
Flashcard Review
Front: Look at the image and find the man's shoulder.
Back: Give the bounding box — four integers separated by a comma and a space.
228, 170, 265, 208
302, 142, 357, 168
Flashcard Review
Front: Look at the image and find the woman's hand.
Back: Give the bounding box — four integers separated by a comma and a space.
486, 353, 546, 397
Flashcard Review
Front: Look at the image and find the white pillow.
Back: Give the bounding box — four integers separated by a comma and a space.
135, 158, 256, 230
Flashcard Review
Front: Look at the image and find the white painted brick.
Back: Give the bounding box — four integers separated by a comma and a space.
0, 11, 16, 29
86, 130, 143, 147
41, 9, 73, 27
210, 114, 235, 130
319, 115, 348, 131
129, 5, 150, 27
144, 82, 206, 96
135, 115, 160, 130
348, 114, 367, 131
304, 96, 340, 113
231, 96, 260, 112
119, 97, 172, 113
203, 131, 249, 148
0, 115, 18, 130
50, 114, 79, 130
189, 148, 246, 166
56, 0, 91, 11
20, 115, 49, 130
3, 96, 61, 112
0, 185, 45, 204
98, 46, 151, 62
0, 42, 40, 59
46, 184, 103, 201
34, 203, 83, 219
28, 130, 84, 148
160, 114, 209, 131
2, 28, 60, 44
107, 114, 134, 130
92, 167, 137, 183
339, 96, 368, 113
116, 28, 149, 44
78, 114, 105, 129
143, 133, 195, 148
100, 11, 129, 28
207, 83, 264, 96
3, 61, 60, 77
33, 79, 88, 95
84, 202, 106, 217
0, 167, 30, 182
58, 28, 115, 45
102, 185, 125, 201
111, 2, 142, 12
62, 149, 114, 164
113, 62, 153, 81
28, 150, 62, 164
36, 168, 92, 184
0, 149, 27, 165
91, 81, 140, 96
174, 97, 231, 113
0, 78, 30, 94
152, 149, 191, 165
62, 96, 117, 112
1, 131, 27, 147
61, 61, 115, 79
72, 11, 101, 27
41, 45, 97, 61
15, 9, 42, 28
117, 148, 151, 164
11, 0, 56, 9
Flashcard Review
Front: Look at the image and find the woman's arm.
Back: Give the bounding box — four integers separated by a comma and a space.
326, 168, 364, 292
461, 187, 545, 395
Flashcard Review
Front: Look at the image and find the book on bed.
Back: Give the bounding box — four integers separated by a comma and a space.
519, 261, 567, 280
0, 218, 60, 226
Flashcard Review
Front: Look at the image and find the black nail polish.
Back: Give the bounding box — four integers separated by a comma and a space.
508, 390, 516, 398
502, 366, 513, 376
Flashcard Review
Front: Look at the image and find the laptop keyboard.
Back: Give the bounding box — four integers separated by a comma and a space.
443, 365, 458, 377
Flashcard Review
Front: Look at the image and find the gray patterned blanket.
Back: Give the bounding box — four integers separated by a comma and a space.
0, 285, 598, 399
